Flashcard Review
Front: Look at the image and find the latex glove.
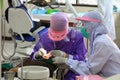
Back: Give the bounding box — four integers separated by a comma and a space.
52, 57, 68, 64
34, 48, 50, 59
38, 48, 47, 57
49, 50, 67, 57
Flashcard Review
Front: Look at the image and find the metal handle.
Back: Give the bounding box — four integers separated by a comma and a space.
53, 68, 58, 80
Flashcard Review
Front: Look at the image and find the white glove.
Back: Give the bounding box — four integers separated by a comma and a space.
38, 48, 47, 56
49, 50, 66, 57
52, 57, 68, 64
34, 48, 47, 59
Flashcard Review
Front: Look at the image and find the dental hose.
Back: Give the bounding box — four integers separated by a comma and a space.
1, 14, 18, 72
1, 14, 17, 60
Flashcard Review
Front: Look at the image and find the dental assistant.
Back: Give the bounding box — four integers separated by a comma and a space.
67, 10, 120, 77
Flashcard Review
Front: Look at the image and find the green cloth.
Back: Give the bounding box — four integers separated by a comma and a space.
41, 58, 54, 64
46, 9, 59, 14
2, 63, 13, 70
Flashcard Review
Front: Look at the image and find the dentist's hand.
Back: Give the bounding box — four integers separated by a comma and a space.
38, 48, 53, 59
34, 48, 51, 59
52, 57, 68, 64
38, 48, 47, 56
49, 50, 68, 58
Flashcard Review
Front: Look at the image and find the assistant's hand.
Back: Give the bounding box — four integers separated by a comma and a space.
52, 57, 68, 64
48, 50, 68, 58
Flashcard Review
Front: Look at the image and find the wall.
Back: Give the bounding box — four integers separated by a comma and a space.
0, 0, 4, 78
114, 13, 120, 47
75, 6, 97, 12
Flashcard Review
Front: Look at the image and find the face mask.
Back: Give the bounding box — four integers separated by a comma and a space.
80, 27, 90, 38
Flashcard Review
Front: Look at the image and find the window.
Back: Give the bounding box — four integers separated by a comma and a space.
78, 0, 97, 5
57, 0, 120, 7
57, 0, 97, 5
57, 0, 76, 4
25, 0, 120, 11
113, 0, 120, 9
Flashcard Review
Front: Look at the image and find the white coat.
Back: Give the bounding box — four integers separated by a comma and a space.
66, 11, 120, 77
67, 34, 120, 77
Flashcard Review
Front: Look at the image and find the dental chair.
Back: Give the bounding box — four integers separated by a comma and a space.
8, 0, 47, 55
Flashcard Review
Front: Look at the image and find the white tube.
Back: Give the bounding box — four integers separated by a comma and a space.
65, 0, 78, 17
98, 0, 116, 40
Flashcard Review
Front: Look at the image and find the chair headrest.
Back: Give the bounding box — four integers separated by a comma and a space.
12, 0, 22, 7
